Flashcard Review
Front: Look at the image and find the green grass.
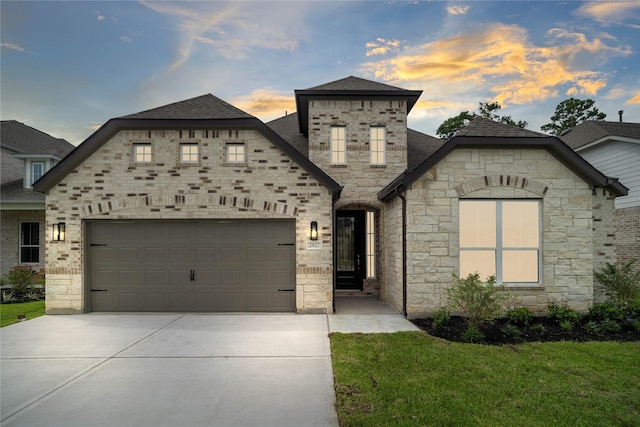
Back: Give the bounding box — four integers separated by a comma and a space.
331, 331, 640, 426
0, 300, 45, 327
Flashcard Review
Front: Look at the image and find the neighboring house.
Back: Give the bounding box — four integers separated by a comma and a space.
1, 121, 74, 276
33, 77, 627, 316
561, 121, 640, 266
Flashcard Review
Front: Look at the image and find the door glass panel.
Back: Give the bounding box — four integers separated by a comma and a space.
337, 217, 354, 271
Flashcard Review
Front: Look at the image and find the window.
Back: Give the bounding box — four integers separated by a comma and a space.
330, 126, 346, 164
370, 127, 386, 165
366, 211, 376, 278
133, 144, 152, 163
180, 143, 199, 163
20, 222, 40, 263
226, 143, 245, 163
32, 162, 44, 184
459, 200, 540, 284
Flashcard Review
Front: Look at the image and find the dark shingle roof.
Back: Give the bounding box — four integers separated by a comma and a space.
305, 76, 410, 92
0, 120, 74, 157
266, 113, 308, 156
119, 94, 255, 120
0, 179, 45, 203
457, 116, 547, 138
407, 129, 445, 172
561, 121, 640, 149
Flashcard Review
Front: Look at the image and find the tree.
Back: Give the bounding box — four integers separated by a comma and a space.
540, 98, 606, 136
436, 102, 527, 140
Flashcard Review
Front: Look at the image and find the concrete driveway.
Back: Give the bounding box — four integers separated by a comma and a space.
1, 314, 339, 427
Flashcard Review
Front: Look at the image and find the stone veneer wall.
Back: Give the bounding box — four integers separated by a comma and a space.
307, 99, 408, 207
403, 147, 613, 318
45, 129, 334, 314
616, 206, 640, 265
0, 210, 46, 275
382, 195, 404, 311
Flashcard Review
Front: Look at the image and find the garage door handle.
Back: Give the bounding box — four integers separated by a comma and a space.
91, 289, 108, 292
278, 289, 295, 292
90, 244, 107, 247
190, 270, 195, 282
278, 243, 295, 246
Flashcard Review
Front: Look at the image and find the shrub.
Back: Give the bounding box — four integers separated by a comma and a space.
447, 273, 510, 329
2, 269, 36, 299
1, 290, 17, 304
505, 307, 533, 325
548, 302, 581, 325
501, 323, 522, 339
594, 260, 640, 305
431, 307, 450, 329
583, 321, 602, 336
588, 303, 626, 322
600, 319, 622, 333
559, 320, 573, 333
530, 323, 546, 333
462, 326, 485, 343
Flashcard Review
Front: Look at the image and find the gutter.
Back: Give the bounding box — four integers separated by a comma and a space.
396, 188, 408, 317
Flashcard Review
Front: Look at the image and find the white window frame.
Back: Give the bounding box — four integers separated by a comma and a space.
330, 126, 346, 165
31, 162, 44, 184
20, 222, 40, 264
226, 143, 245, 163
133, 143, 152, 163
459, 199, 542, 285
370, 127, 386, 165
179, 143, 199, 163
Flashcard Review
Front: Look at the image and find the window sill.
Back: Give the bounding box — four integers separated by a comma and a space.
370, 164, 386, 168
503, 284, 544, 291
330, 164, 348, 168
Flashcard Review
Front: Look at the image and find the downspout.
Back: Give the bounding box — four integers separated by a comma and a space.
396, 188, 408, 317
331, 188, 342, 314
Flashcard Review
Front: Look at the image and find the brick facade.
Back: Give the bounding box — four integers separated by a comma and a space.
616, 206, 640, 265
45, 129, 333, 314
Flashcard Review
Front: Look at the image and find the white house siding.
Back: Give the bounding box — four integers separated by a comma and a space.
403, 147, 616, 318
45, 129, 334, 314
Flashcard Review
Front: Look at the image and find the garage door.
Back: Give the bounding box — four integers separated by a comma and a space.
88, 220, 296, 312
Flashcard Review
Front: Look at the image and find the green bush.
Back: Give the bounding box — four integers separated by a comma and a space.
559, 320, 573, 333
505, 307, 533, 325
583, 321, 602, 336
588, 303, 626, 322
500, 323, 522, 339
432, 307, 450, 329
594, 260, 640, 305
530, 323, 546, 333
547, 302, 581, 325
2, 269, 36, 298
447, 273, 509, 329
462, 326, 485, 343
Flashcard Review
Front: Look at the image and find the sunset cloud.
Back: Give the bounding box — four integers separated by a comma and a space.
447, 5, 471, 16
231, 88, 295, 121
366, 38, 401, 56
575, 2, 640, 25
626, 93, 640, 105
361, 23, 632, 113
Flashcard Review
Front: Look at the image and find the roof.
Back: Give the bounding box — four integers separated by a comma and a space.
294, 76, 422, 136
379, 117, 629, 201
266, 113, 308, 156
34, 95, 341, 194
561, 121, 640, 149
407, 129, 445, 172
118, 94, 255, 120
0, 179, 45, 204
1, 120, 74, 158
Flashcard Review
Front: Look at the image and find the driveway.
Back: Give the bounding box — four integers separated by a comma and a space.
1, 314, 339, 427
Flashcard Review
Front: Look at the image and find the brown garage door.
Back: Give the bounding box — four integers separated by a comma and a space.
88, 220, 296, 312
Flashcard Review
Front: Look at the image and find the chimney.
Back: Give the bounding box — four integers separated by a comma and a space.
618, 110, 624, 122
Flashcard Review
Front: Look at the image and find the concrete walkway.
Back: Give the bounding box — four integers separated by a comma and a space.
1, 300, 417, 426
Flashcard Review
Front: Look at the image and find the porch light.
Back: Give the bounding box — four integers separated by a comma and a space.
310, 221, 318, 241
52, 222, 65, 241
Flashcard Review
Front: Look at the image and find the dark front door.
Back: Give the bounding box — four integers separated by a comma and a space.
336, 211, 366, 290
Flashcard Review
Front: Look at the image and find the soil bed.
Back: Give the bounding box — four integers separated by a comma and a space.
412, 316, 640, 345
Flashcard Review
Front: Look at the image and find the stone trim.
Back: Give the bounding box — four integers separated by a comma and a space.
455, 175, 548, 197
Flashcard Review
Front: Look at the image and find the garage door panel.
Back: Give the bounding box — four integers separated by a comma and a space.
89, 220, 295, 312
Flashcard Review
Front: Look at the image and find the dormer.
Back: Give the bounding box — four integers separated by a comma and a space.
13, 154, 62, 188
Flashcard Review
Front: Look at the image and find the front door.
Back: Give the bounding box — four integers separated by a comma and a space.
336, 210, 366, 290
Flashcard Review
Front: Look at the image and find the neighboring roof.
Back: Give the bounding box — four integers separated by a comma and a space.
0, 120, 74, 158
33, 94, 341, 194
379, 117, 629, 201
294, 76, 422, 136
561, 121, 640, 150
118, 94, 254, 120
266, 113, 309, 156
0, 179, 45, 204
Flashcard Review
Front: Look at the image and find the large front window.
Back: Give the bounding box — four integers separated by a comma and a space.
20, 222, 40, 263
330, 126, 346, 164
459, 200, 540, 284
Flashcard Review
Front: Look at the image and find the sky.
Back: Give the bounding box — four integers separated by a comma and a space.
1, 1, 639, 145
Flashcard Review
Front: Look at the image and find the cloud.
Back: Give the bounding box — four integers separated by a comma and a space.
96, 13, 105, 21
625, 93, 640, 105
120, 35, 133, 43
366, 38, 401, 56
1, 43, 24, 52
231, 88, 295, 121
140, 1, 308, 69
361, 23, 632, 112
447, 5, 471, 15
575, 2, 640, 25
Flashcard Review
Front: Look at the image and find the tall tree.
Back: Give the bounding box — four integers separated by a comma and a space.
436, 102, 527, 140
540, 98, 606, 136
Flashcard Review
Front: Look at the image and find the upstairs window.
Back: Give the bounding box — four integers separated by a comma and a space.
180, 143, 199, 163
32, 162, 44, 184
459, 200, 541, 284
133, 144, 152, 163
20, 222, 40, 263
330, 126, 346, 164
226, 143, 245, 163
370, 127, 386, 165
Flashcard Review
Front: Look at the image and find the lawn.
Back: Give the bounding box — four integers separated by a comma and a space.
330, 331, 640, 426
0, 300, 45, 327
